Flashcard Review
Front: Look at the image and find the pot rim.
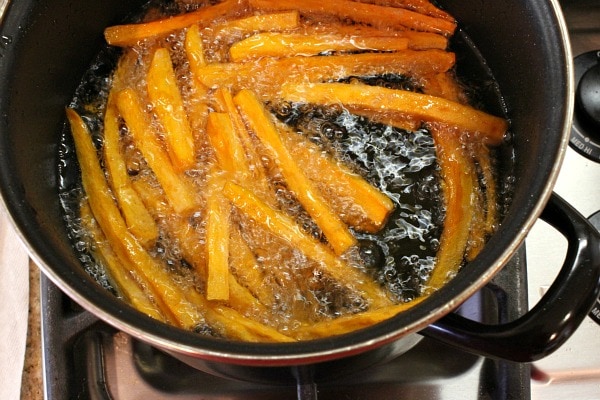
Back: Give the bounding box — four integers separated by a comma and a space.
0, 0, 575, 366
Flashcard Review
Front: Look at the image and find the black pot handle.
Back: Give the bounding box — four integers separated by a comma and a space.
422, 192, 600, 362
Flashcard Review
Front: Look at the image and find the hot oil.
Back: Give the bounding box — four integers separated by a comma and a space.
58, 0, 515, 337
273, 103, 442, 302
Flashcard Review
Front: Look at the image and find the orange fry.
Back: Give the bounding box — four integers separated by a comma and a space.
351, 0, 454, 21
305, 23, 448, 50
248, 0, 456, 36
184, 24, 211, 131
205, 171, 231, 301
229, 32, 409, 61
206, 112, 252, 178
223, 181, 391, 308
196, 50, 455, 98
292, 297, 425, 339
213, 88, 276, 204
116, 88, 198, 214
147, 48, 196, 172
80, 201, 168, 323
234, 89, 357, 255
426, 126, 475, 291
104, 0, 247, 46
103, 95, 159, 248
66, 108, 202, 329
213, 10, 300, 36
279, 124, 394, 233
281, 82, 508, 145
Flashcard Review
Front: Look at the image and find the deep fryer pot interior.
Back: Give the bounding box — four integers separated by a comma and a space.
0, 0, 571, 367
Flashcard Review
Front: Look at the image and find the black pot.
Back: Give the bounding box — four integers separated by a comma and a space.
0, 0, 599, 386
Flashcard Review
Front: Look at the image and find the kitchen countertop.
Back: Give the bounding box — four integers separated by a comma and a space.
21, 261, 43, 400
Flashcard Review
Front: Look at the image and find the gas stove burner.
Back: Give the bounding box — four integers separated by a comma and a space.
570, 50, 600, 161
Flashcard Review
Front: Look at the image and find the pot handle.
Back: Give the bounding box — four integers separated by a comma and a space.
422, 192, 600, 362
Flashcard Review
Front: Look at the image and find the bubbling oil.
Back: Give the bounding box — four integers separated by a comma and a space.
273, 102, 443, 301
58, 0, 514, 338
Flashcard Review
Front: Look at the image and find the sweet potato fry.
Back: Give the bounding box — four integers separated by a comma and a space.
206, 112, 252, 178
422, 72, 467, 103
466, 144, 498, 261
185, 24, 207, 68
351, 0, 454, 21
205, 171, 231, 301
248, 0, 456, 36
207, 302, 295, 342
104, 0, 248, 47
195, 50, 455, 98
281, 82, 508, 145
234, 89, 357, 255
222, 181, 392, 308
228, 226, 277, 308
278, 124, 394, 233
213, 88, 274, 201
66, 108, 202, 329
184, 24, 211, 132
147, 48, 196, 172
212, 10, 300, 37
80, 201, 168, 323
116, 88, 198, 214
291, 296, 425, 339
305, 23, 448, 50
425, 126, 475, 291
229, 32, 409, 61
130, 175, 265, 316
103, 95, 159, 248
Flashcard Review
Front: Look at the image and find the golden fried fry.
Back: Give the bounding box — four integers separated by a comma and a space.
278, 124, 394, 233
206, 112, 252, 178
291, 297, 425, 339
116, 88, 198, 214
195, 50, 455, 98
103, 94, 159, 248
205, 170, 231, 301
466, 144, 498, 261
80, 201, 168, 322
213, 87, 274, 201
228, 227, 277, 308
222, 181, 391, 308
248, 0, 456, 36
281, 82, 508, 145
184, 24, 211, 132
212, 10, 300, 36
147, 48, 196, 172
307, 23, 448, 50
229, 32, 409, 61
104, 0, 248, 46
66, 108, 202, 329
426, 126, 475, 291
351, 0, 454, 21
234, 89, 357, 255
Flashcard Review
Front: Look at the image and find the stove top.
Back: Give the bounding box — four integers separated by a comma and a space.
39, 1, 600, 399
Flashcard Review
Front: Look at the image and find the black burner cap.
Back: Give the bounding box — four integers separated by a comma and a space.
576, 59, 600, 129
570, 50, 600, 162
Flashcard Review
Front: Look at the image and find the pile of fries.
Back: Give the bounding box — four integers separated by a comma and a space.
66, 0, 508, 341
